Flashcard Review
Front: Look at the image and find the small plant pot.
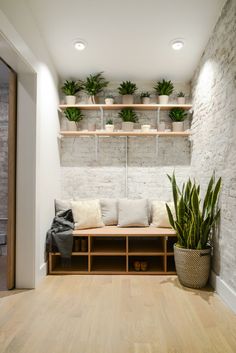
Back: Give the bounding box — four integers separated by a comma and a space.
158, 122, 165, 131
65, 95, 76, 105
158, 95, 169, 104
174, 245, 211, 288
141, 97, 151, 104
134, 261, 141, 271
122, 95, 134, 104
122, 122, 134, 131
177, 97, 186, 104
66, 120, 78, 131
105, 124, 114, 132
141, 124, 151, 132
172, 122, 184, 132
105, 98, 114, 105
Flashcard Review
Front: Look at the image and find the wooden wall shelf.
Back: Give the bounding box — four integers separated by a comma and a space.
48, 229, 177, 275
59, 130, 190, 137
59, 103, 192, 111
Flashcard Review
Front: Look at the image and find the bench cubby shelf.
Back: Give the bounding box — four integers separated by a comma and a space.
48, 227, 177, 275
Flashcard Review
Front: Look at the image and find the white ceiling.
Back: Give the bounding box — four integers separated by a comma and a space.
26, 0, 226, 82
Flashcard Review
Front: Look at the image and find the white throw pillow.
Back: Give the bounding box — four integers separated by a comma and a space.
151, 201, 175, 228
118, 199, 149, 227
100, 199, 118, 226
71, 200, 104, 229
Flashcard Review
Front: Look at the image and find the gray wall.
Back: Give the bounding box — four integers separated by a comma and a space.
191, 0, 236, 291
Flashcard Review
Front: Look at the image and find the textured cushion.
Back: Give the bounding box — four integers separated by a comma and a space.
100, 199, 118, 226
151, 201, 175, 228
118, 199, 149, 227
55, 199, 72, 215
71, 199, 104, 230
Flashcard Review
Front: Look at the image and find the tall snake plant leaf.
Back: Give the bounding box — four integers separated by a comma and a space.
202, 175, 214, 217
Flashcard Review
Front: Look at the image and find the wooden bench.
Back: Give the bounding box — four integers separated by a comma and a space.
48, 226, 177, 275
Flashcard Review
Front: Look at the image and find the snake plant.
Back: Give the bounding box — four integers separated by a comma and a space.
140, 91, 151, 98
61, 80, 84, 95
118, 81, 137, 95
169, 108, 187, 122
84, 72, 109, 96
64, 107, 84, 122
118, 108, 138, 122
153, 79, 174, 96
166, 173, 221, 250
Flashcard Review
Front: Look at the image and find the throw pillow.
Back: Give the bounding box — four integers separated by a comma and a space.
118, 199, 149, 227
71, 199, 104, 229
100, 199, 118, 226
151, 201, 175, 228
55, 199, 72, 215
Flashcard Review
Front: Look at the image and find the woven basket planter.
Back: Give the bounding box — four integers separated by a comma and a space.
174, 244, 211, 289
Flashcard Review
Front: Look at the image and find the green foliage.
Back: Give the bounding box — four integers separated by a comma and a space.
118, 108, 138, 123
64, 107, 84, 122
84, 72, 109, 96
153, 79, 174, 96
106, 119, 113, 125
169, 108, 187, 122
166, 173, 221, 250
118, 81, 137, 95
106, 94, 114, 99
177, 91, 185, 97
61, 80, 84, 95
140, 91, 151, 98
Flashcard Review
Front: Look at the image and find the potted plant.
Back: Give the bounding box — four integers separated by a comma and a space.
84, 72, 109, 104
169, 108, 187, 132
105, 94, 114, 105
166, 173, 221, 289
64, 107, 84, 130
119, 108, 138, 131
105, 119, 114, 132
154, 79, 174, 104
61, 80, 84, 105
177, 91, 186, 104
140, 92, 151, 104
118, 81, 137, 104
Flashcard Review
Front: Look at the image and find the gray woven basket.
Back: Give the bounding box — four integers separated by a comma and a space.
174, 245, 211, 289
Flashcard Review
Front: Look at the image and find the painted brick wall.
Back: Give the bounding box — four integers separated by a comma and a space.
191, 0, 236, 291
0, 85, 8, 237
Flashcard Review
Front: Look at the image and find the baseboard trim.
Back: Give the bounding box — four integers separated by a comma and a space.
210, 271, 236, 313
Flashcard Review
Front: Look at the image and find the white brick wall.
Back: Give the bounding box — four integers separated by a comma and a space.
191, 0, 236, 291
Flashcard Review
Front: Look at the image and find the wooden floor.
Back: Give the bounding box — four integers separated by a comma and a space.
0, 275, 235, 353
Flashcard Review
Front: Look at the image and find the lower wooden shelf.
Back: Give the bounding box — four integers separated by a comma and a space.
48, 232, 177, 275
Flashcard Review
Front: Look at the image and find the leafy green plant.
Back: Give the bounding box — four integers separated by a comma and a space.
177, 91, 185, 97
140, 91, 151, 98
61, 80, 84, 95
106, 94, 114, 99
118, 81, 137, 95
166, 173, 221, 250
106, 119, 113, 125
153, 79, 174, 96
118, 108, 138, 122
64, 107, 84, 122
169, 108, 187, 122
84, 72, 109, 96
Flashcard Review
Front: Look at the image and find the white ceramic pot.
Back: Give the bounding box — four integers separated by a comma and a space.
158, 95, 169, 104
141, 124, 151, 132
122, 122, 134, 131
158, 122, 165, 131
65, 95, 76, 105
66, 120, 78, 131
105, 124, 114, 132
122, 95, 134, 104
172, 122, 184, 132
177, 97, 186, 104
105, 98, 114, 105
141, 97, 151, 104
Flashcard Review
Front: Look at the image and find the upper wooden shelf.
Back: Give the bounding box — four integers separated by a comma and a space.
59, 103, 192, 111
60, 130, 190, 137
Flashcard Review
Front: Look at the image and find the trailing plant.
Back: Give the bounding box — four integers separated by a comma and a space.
119, 108, 138, 123
169, 108, 187, 122
64, 107, 84, 122
166, 173, 221, 250
153, 79, 174, 96
61, 80, 84, 95
177, 91, 185, 97
84, 72, 109, 96
140, 91, 151, 98
106, 119, 113, 125
118, 81, 137, 95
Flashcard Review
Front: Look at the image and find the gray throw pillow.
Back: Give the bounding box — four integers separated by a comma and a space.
55, 199, 72, 215
118, 199, 149, 227
100, 199, 118, 226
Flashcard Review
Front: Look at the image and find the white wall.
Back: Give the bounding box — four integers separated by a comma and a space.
0, 1, 61, 287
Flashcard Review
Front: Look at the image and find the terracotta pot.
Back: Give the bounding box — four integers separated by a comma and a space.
158, 95, 169, 104
122, 95, 134, 104
141, 97, 151, 104
122, 122, 134, 131
177, 97, 186, 104
65, 95, 76, 105
172, 122, 184, 132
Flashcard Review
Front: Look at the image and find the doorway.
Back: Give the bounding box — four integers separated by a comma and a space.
0, 59, 17, 290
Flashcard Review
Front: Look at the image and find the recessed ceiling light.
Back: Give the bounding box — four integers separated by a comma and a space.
171, 39, 185, 50
73, 39, 87, 51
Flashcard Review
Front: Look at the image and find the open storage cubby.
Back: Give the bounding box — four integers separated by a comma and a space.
48, 229, 178, 275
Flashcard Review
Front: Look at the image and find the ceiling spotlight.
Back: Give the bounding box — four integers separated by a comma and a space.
171, 39, 185, 50
73, 39, 87, 51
